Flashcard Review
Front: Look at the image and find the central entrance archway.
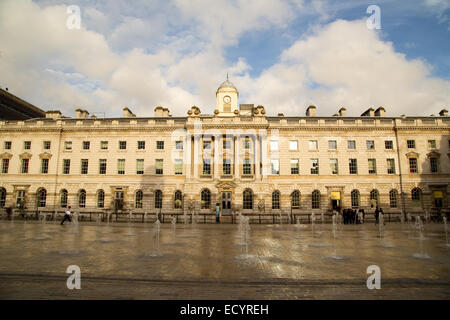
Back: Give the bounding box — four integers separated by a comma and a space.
221, 191, 232, 214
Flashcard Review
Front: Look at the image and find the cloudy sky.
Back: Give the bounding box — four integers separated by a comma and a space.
0, 0, 449, 117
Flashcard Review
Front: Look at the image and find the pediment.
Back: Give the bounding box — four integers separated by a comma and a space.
0, 152, 13, 159
426, 151, 440, 158
19, 152, 32, 159
405, 151, 419, 158
39, 152, 53, 159
216, 181, 237, 190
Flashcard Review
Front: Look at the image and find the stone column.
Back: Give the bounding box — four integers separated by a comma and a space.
185, 133, 191, 180
193, 135, 199, 179
234, 135, 240, 179
213, 135, 220, 180
255, 134, 260, 179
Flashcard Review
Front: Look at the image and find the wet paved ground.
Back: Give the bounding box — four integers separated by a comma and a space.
0, 219, 449, 299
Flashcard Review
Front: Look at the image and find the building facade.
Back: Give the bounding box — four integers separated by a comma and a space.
0, 80, 449, 217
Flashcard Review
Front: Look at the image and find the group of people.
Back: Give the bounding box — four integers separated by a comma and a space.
340, 208, 366, 224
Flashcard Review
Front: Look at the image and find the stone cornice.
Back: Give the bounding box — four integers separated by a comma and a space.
0, 152, 13, 159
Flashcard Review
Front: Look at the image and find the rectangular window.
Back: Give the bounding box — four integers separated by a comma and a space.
330, 158, 338, 174
136, 159, 144, 174
366, 140, 375, 150
203, 141, 211, 150
43, 141, 51, 149
244, 138, 251, 150
385, 140, 393, 149
81, 159, 89, 174
16, 190, 25, 206
24, 141, 31, 150
155, 159, 163, 174
407, 140, 415, 149
328, 140, 337, 150
387, 158, 396, 174
63, 159, 70, 174
41, 158, 49, 174
348, 140, 356, 150
101, 141, 108, 150
176, 141, 183, 150
290, 159, 299, 175
349, 159, 358, 174
2, 159, 9, 173
21, 159, 29, 173
290, 140, 298, 150
202, 159, 211, 175
310, 159, 319, 174
223, 158, 231, 175
138, 141, 145, 150
428, 140, 436, 149
65, 141, 72, 150
271, 159, 280, 175
99, 159, 107, 174
117, 159, 125, 174
83, 141, 90, 150
309, 140, 318, 150
4, 141, 11, 149
119, 141, 127, 150
430, 158, 438, 173
243, 158, 251, 175
156, 141, 164, 150
368, 159, 377, 174
174, 159, 183, 175
409, 158, 418, 173
270, 140, 279, 151
223, 139, 231, 150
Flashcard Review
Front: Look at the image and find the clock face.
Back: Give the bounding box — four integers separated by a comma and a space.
223, 96, 231, 104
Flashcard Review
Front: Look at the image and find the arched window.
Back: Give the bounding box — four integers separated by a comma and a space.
0, 188, 6, 208
201, 189, 211, 209
312, 190, 320, 209
291, 190, 300, 209
174, 190, 183, 209
97, 190, 105, 208
79, 189, 86, 208
135, 190, 143, 208
370, 189, 379, 208
155, 190, 162, 209
37, 188, 47, 207
411, 188, 422, 207
60, 189, 68, 208
351, 190, 360, 208
389, 189, 398, 208
272, 190, 280, 209
243, 189, 253, 210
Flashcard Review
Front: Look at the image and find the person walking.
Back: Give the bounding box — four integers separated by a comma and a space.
215, 203, 220, 223
61, 206, 72, 225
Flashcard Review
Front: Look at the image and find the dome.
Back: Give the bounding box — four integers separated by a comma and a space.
217, 79, 236, 91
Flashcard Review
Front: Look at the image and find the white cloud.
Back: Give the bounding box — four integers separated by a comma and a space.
0, 0, 448, 119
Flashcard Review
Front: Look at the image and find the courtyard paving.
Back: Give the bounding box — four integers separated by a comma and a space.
0, 219, 449, 299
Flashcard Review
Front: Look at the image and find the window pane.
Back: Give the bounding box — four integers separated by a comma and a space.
270, 140, 278, 151
330, 158, 338, 174
271, 159, 279, 175
328, 140, 337, 150
117, 159, 125, 174
290, 140, 298, 150
290, 159, 299, 174
310, 159, 319, 174
348, 140, 356, 149
309, 140, 317, 150
136, 159, 144, 174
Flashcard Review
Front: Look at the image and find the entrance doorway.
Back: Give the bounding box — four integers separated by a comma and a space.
114, 191, 124, 211
221, 192, 232, 214
330, 191, 341, 211
332, 199, 341, 211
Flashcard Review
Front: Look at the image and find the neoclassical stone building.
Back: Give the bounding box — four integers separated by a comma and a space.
0, 79, 449, 217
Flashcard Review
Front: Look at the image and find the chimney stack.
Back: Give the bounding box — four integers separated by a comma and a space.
361, 108, 374, 117
375, 107, 386, 117
75, 108, 89, 119
154, 106, 171, 117
306, 105, 316, 117
45, 110, 62, 119
123, 107, 136, 118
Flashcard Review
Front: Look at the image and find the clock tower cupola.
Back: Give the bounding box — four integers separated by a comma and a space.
216, 74, 238, 116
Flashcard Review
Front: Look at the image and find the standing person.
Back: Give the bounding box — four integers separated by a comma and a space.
375, 207, 380, 225
215, 203, 220, 223
379, 207, 385, 225
5, 206, 12, 220
61, 206, 72, 225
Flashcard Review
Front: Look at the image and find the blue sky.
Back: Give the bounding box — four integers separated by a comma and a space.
0, 0, 449, 117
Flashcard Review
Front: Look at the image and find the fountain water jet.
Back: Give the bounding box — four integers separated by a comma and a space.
444, 217, 449, 247
412, 216, 431, 259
